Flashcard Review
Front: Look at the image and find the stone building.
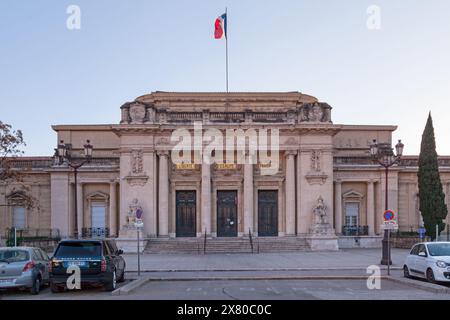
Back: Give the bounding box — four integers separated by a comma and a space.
1, 92, 449, 250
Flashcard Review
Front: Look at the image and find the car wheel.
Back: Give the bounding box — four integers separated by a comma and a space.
30, 276, 41, 295
104, 270, 117, 292
403, 265, 411, 278
50, 283, 64, 293
426, 268, 436, 284
117, 269, 125, 283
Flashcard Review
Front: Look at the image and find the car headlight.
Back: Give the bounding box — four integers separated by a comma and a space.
436, 261, 447, 268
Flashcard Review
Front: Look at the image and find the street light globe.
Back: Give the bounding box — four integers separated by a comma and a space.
84, 140, 93, 158
395, 139, 404, 157
57, 140, 66, 158
369, 139, 378, 157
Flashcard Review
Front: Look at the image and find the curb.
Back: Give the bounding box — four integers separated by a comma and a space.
111, 277, 149, 296
124, 267, 403, 273
387, 276, 450, 294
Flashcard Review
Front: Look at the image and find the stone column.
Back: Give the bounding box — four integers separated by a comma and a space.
158, 151, 169, 237
201, 159, 211, 235
243, 155, 254, 235
285, 151, 296, 235
367, 180, 375, 236
76, 182, 83, 237
109, 181, 117, 237
50, 173, 70, 238
334, 180, 342, 234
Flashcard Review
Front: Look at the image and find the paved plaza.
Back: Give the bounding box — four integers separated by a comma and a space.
122, 248, 409, 272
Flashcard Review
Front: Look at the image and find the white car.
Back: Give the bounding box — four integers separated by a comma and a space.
403, 242, 450, 283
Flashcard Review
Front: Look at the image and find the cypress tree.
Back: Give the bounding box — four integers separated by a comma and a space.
417, 113, 448, 239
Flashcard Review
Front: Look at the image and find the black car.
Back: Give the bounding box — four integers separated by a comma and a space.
49, 239, 126, 292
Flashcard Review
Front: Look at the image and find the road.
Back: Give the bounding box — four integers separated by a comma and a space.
2, 269, 450, 300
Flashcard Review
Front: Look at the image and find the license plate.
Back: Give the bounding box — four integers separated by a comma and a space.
0, 279, 13, 284
65, 261, 87, 267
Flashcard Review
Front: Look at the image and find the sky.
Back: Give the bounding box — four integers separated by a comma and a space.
1, 0, 450, 156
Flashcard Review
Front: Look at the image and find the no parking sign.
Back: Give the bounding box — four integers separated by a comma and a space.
383, 210, 395, 221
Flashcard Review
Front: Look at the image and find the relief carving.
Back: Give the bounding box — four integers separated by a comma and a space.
298, 102, 332, 123
305, 150, 328, 185
131, 150, 144, 175
311, 150, 321, 172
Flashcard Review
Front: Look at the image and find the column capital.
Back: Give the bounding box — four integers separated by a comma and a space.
334, 179, 342, 185
157, 150, 170, 157
285, 150, 298, 157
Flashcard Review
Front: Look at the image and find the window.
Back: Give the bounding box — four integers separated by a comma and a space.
410, 245, 419, 255
0, 249, 29, 262
12, 206, 26, 230
418, 244, 427, 256
54, 241, 102, 258
32, 249, 43, 261
91, 203, 106, 229
39, 249, 49, 260
345, 203, 359, 226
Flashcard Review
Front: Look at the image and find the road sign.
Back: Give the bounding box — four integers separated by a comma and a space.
383, 210, 395, 221
381, 220, 398, 230
134, 218, 144, 229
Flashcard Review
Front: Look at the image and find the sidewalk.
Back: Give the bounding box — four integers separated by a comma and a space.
123, 248, 409, 272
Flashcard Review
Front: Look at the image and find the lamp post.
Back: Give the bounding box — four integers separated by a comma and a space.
370, 139, 404, 267
54, 139, 93, 238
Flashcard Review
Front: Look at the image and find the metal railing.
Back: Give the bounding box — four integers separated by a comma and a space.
5, 228, 61, 247
342, 225, 369, 236
203, 229, 207, 255
81, 227, 110, 238
249, 229, 254, 254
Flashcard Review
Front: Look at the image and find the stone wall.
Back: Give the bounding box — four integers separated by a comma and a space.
391, 236, 429, 249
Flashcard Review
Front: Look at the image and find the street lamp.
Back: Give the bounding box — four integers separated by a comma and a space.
370, 139, 404, 267
54, 139, 94, 238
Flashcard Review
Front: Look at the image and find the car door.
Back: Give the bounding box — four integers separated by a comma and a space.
32, 249, 47, 280
406, 244, 419, 272
106, 241, 124, 276
414, 244, 429, 277
38, 249, 50, 281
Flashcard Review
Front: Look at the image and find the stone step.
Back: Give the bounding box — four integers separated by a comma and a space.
144, 237, 311, 254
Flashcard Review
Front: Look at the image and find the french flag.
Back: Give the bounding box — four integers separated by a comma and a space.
214, 13, 227, 39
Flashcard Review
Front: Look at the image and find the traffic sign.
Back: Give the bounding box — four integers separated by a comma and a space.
134, 218, 144, 229
383, 210, 395, 221
381, 220, 398, 230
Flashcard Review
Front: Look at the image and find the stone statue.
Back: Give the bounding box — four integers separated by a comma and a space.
313, 196, 328, 225
125, 198, 142, 227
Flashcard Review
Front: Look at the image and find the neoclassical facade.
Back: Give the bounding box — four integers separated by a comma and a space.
1, 92, 450, 249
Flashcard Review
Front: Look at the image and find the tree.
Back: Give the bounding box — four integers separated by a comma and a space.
417, 113, 448, 239
0, 121, 25, 181
0, 121, 38, 210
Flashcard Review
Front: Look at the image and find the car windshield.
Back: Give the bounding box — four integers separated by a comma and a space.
427, 243, 450, 257
54, 242, 102, 258
0, 249, 29, 262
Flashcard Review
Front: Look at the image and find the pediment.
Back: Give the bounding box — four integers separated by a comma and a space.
342, 190, 364, 200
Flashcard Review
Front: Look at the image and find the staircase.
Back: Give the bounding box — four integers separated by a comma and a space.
144, 236, 310, 254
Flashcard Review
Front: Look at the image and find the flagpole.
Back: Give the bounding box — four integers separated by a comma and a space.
225, 7, 229, 93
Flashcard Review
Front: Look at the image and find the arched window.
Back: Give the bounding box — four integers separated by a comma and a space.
6, 191, 30, 230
